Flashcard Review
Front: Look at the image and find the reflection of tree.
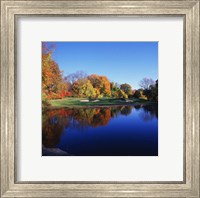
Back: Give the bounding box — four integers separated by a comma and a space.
42, 105, 158, 150
110, 106, 134, 117
42, 110, 71, 148
139, 105, 158, 121
120, 106, 132, 116
73, 108, 111, 128
42, 107, 112, 147
110, 106, 121, 118
42, 105, 137, 148
134, 104, 143, 111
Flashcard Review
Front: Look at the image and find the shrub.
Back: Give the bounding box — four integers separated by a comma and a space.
42, 93, 50, 111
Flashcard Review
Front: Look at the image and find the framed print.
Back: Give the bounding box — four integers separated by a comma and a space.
0, 0, 199, 197
42, 41, 159, 157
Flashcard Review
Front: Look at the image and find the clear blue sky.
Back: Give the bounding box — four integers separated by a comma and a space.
45, 42, 158, 89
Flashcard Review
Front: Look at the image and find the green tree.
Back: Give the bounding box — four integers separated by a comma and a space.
150, 80, 158, 102
110, 82, 119, 97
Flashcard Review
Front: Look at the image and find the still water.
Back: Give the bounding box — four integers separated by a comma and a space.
42, 105, 158, 156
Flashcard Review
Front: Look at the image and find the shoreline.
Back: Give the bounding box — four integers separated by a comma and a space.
43, 97, 158, 110
46, 101, 157, 110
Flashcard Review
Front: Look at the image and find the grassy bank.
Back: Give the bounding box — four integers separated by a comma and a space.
49, 97, 155, 108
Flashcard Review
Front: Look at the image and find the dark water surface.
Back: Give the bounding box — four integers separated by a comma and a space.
42, 105, 158, 156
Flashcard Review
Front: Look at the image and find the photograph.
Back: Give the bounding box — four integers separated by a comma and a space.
42, 42, 158, 156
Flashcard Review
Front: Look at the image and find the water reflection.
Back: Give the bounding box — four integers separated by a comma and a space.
139, 105, 158, 121
42, 104, 158, 156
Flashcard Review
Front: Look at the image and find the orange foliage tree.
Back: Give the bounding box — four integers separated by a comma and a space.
87, 74, 111, 97
42, 43, 71, 101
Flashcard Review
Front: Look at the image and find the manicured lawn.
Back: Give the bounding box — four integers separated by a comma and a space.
49, 97, 154, 108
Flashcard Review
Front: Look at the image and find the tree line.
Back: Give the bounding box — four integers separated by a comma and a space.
42, 44, 158, 104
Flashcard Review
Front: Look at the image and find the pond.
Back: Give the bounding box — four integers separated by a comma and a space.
42, 104, 158, 156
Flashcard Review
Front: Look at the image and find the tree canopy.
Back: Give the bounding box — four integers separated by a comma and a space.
42, 45, 158, 109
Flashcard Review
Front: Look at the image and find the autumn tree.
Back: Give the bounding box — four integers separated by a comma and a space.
110, 82, 129, 99
87, 74, 111, 97
117, 89, 128, 99
87, 74, 102, 89
42, 45, 63, 99
110, 82, 119, 97
100, 76, 111, 97
133, 89, 147, 100
42, 43, 71, 101
120, 83, 132, 97
72, 78, 96, 98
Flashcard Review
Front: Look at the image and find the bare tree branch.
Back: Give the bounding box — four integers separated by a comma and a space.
139, 78, 155, 90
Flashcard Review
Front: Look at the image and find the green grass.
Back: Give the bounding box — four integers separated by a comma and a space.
49, 97, 154, 108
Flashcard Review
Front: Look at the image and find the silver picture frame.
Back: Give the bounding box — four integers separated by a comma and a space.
1, 1, 199, 197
